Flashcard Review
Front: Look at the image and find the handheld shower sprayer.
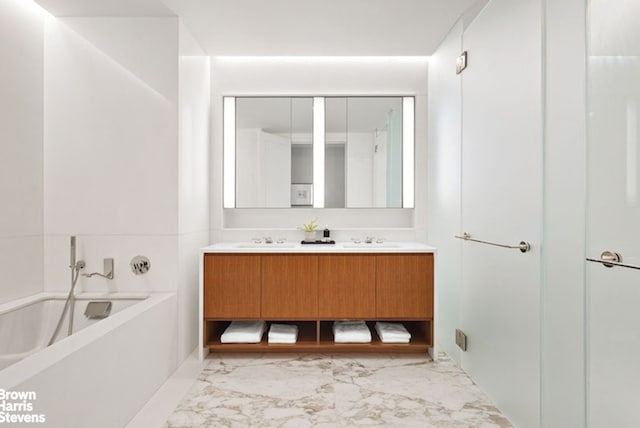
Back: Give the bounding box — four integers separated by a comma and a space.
69, 236, 85, 271
70, 236, 76, 269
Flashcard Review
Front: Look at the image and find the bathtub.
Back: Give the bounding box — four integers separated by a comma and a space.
0, 292, 177, 428
0, 294, 146, 371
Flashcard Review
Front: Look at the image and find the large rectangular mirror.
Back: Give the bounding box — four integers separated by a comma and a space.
325, 97, 404, 208
223, 96, 414, 208
230, 97, 313, 208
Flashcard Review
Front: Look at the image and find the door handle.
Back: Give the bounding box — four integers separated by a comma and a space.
599, 250, 622, 267
586, 251, 640, 270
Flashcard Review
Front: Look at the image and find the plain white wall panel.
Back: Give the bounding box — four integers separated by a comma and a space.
0, 0, 46, 303
541, 0, 587, 425
178, 21, 210, 361
43, 16, 180, 295
43, 17, 178, 238
587, 0, 640, 423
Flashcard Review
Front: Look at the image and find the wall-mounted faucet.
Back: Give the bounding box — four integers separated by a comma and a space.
83, 258, 114, 280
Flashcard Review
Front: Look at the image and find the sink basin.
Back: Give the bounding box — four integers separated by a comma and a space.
235, 243, 296, 249
342, 243, 401, 249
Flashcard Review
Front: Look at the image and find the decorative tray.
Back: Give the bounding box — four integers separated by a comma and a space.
300, 240, 336, 245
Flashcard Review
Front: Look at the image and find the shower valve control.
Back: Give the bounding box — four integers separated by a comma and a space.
130, 255, 150, 275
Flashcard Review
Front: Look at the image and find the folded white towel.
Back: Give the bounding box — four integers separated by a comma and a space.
220, 321, 266, 344
375, 322, 411, 343
333, 321, 371, 343
268, 324, 298, 344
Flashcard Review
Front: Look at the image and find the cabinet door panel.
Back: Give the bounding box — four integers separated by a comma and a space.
203, 254, 261, 318
376, 254, 433, 318
318, 255, 376, 318
262, 255, 318, 318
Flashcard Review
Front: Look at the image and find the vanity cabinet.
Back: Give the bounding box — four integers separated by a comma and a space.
261, 254, 318, 319
376, 255, 434, 319
202, 251, 434, 354
203, 254, 261, 319
318, 255, 376, 318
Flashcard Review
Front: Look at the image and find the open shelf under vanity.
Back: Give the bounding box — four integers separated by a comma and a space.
204, 319, 432, 353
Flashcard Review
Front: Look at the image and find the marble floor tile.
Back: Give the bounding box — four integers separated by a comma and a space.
165, 353, 512, 428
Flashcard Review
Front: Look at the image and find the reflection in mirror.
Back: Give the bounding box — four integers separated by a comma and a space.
225, 96, 413, 209
291, 98, 314, 206
234, 97, 313, 208
325, 97, 403, 208
325, 98, 347, 208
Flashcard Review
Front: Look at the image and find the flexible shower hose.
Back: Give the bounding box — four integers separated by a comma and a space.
47, 265, 82, 346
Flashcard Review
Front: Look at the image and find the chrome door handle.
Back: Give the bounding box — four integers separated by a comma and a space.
600, 250, 622, 267
586, 250, 640, 270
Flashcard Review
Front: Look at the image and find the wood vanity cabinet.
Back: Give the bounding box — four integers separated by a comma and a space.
261, 254, 318, 319
318, 255, 376, 319
376, 254, 434, 319
203, 254, 261, 319
203, 252, 434, 353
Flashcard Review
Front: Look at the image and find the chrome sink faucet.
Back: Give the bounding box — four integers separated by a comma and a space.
352, 236, 386, 244
251, 237, 274, 244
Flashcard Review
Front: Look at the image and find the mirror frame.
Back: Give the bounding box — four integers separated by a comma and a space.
223, 96, 414, 209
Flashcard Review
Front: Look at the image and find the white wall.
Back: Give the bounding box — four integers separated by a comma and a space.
43, 16, 179, 294
177, 21, 210, 362
0, 0, 45, 303
427, 21, 463, 365
586, 1, 640, 425
210, 57, 428, 242
542, 0, 587, 426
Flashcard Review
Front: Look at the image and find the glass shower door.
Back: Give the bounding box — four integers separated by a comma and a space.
587, 1, 640, 426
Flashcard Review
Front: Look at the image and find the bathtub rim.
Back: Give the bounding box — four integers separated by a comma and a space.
0, 292, 175, 390
0, 291, 151, 315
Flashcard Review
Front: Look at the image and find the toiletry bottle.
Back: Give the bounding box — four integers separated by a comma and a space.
323, 225, 330, 241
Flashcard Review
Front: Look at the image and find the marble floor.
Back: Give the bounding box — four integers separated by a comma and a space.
162, 353, 512, 428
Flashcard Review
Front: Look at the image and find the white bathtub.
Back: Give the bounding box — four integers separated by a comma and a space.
0, 292, 177, 427
0, 295, 145, 371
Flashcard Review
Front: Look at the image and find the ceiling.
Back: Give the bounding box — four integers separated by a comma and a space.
36, 0, 484, 56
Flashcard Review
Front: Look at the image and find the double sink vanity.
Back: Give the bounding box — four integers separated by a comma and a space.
199, 241, 435, 356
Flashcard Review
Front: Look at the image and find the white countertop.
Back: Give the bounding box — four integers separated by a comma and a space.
202, 241, 436, 253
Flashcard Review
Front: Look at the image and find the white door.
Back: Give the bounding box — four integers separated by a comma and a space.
587, 1, 640, 426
